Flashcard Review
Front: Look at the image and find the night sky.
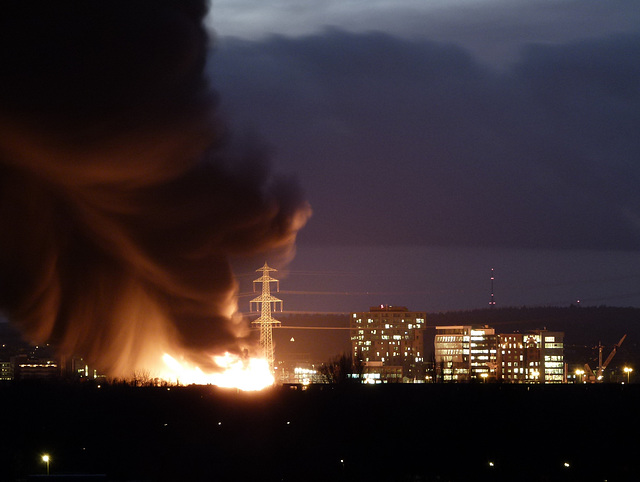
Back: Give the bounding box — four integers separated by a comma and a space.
1, 1, 640, 369
208, 1, 640, 313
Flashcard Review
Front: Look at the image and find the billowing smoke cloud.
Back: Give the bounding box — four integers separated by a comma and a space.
0, 1, 310, 376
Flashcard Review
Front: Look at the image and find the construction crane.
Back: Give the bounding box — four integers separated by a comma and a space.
583, 334, 626, 382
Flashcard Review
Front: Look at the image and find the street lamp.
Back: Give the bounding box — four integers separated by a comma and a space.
624, 367, 633, 384
41, 454, 50, 475
480, 373, 488, 383
531, 369, 540, 383
575, 369, 584, 383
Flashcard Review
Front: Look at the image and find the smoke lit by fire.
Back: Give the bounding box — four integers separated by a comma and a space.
0, 1, 310, 387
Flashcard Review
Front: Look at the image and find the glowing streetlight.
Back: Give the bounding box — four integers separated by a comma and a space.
41, 454, 50, 475
480, 373, 488, 383
575, 369, 584, 383
624, 366, 633, 384
530, 369, 540, 383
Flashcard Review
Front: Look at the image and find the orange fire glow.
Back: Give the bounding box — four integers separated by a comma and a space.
159, 352, 275, 391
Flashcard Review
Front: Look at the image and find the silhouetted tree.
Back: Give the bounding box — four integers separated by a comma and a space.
131, 369, 152, 387
318, 353, 362, 384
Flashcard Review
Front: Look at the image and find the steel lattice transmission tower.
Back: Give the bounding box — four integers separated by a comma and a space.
250, 262, 282, 374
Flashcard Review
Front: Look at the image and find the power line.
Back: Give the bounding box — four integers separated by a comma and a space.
237, 290, 432, 298
275, 326, 352, 330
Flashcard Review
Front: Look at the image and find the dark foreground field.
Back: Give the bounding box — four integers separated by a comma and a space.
1, 382, 638, 482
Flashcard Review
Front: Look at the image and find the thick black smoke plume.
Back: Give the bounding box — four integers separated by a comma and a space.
0, 1, 310, 376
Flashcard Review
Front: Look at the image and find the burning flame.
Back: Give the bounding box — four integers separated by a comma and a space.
159, 352, 275, 391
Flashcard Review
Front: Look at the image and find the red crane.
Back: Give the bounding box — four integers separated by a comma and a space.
583, 334, 626, 382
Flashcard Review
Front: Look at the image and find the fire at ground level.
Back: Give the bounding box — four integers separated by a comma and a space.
2, 382, 639, 481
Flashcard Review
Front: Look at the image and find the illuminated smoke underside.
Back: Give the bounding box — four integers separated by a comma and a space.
0, 1, 310, 377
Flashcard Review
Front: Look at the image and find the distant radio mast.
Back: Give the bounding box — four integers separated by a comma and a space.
250, 262, 282, 373
489, 268, 496, 307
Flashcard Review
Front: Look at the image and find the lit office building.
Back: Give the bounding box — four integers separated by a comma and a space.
498, 333, 528, 383
11, 354, 59, 380
0, 360, 12, 380
497, 330, 565, 383
351, 305, 426, 383
434, 326, 497, 381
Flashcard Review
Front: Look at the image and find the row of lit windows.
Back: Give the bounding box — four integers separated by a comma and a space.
545, 343, 564, 349
502, 343, 525, 349
474, 355, 492, 361
501, 353, 525, 360
436, 349, 464, 355
470, 343, 495, 349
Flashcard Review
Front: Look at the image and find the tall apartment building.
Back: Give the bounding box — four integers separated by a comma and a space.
434, 325, 498, 382
351, 305, 426, 383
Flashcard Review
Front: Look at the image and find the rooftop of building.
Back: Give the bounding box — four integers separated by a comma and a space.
369, 305, 409, 312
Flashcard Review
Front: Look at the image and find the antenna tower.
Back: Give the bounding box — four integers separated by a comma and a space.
489, 268, 496, 307
250, 262, 282, 373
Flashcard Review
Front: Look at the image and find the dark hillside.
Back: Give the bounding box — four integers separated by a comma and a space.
276, 307, 640, 370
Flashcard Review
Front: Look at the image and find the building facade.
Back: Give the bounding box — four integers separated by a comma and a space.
351, 305, 426, 383
434, 325, 498, 381
0, 360, 12, 380
436, 326, 565, 383
497, 330, 565, 383
497, 333, 529, 383
11, 354, 60, 380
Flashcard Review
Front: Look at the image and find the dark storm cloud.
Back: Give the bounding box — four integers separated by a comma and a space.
210, 29, 640, 250
0, 1, 310, 376
210, 0, 640, 65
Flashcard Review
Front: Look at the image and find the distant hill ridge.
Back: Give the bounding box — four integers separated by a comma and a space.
279, 305, 640, 365
427, 305, 640, 346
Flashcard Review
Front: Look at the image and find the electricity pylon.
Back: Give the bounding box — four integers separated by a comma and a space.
250, 262, 282, 374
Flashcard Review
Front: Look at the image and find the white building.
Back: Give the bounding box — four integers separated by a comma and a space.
434, 325, 497, 382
